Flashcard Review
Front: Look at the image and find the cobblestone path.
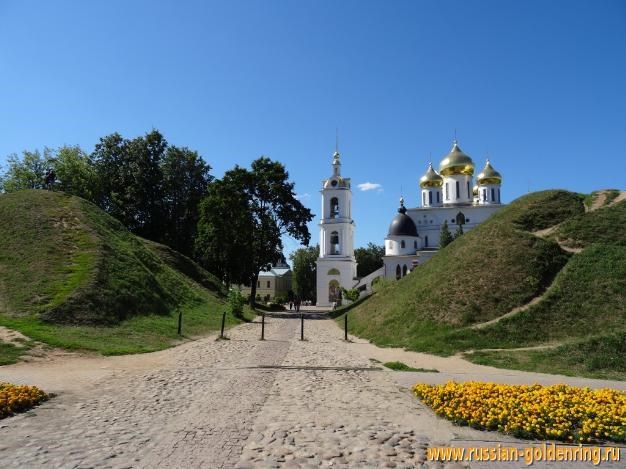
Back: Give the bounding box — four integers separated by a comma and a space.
1, 315, 623, 468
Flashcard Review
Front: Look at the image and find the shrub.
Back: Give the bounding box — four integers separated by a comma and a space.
227, 289, 245, 318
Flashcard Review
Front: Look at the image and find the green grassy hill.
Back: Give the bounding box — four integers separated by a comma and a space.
0, 190, 246, 359
345, 190, 626, 379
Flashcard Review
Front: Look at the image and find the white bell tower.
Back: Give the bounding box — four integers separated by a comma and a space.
316, 149, 357, 307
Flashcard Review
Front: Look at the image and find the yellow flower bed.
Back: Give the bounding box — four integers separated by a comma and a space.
413, 381, 626, 443
0, 382, 48, 419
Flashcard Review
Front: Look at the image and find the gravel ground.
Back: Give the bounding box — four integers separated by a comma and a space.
0, 314, 623, 468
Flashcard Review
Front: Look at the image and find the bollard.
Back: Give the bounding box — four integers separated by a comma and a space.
178, 311, 183, 336
300, 313, 304, 341
261, 312, 265, 340
344, 313, 348, 341
220, 311, 226, 339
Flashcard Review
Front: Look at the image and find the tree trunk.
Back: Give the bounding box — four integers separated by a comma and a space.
249, 271, 260, 307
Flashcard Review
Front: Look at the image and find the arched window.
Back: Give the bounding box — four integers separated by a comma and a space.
330, 197, 339, 218
455, 181, 460, 199
482, 189, 487, 201
491, 188, 495, 201
328, 268, 340, 275
400, 240, 405, 249
467, 181, 470, 199
395, 265, 401, 280
402, 265, 408, 276
436, 192, 440, 203
428, 191, 432, 204
422, 192, 426, 206
425, 235, 429, 247
330, 231, 340, 255
445, 183, 449, 200
456, 212, 466, 225
414, 240, 417, 249
329, 280, 341, 302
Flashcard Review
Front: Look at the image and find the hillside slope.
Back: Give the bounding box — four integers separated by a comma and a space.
0, 190, 243, 357
345, 190, 626, 379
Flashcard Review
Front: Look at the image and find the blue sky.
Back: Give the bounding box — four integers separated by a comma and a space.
1, 1, 625, 260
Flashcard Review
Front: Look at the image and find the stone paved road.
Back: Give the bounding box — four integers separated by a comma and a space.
0, 314, 623, 468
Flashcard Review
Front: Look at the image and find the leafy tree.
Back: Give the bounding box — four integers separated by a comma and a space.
227, 289, 246, 318
454, 223, 464, 239
160, 146, 212, 256
1, 148, 53, 192
91, 130, 167, 240
355, 242, 385, 277
440, 220, 454, 248
196, 157, 314, 306
341, 288, 360, 302
290, 245, 319, 302
51, 145, 97, 200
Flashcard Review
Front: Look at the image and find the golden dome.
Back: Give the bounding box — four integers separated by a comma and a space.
438, 141, 475, 176
477, 159, 502, 185
419, 162, 443, 188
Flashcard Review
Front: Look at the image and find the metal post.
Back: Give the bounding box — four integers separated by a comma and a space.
300, 313, 304, 341
178, 311, 182, 336
344, 313, 348, 341
261, 312, 265, 340
220, 311, 226, 339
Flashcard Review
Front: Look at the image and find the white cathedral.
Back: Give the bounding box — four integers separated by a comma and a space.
316, 140, 505, 307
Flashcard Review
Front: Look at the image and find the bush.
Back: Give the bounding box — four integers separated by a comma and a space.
227, 289, 245, 318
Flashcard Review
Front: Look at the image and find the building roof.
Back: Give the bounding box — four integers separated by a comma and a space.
388, 197, 418, 237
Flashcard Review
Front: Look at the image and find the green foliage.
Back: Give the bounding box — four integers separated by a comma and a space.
289, 245, 319, 302
355, 243, 385, 277
342, 288, 360, 302
512, 190, 584, 231
51, 146, 97, 200
556, 199, 626, 247
1, 148, 53, 192
0, 340, 32, 366
227, 289, 246, 318
383, 361, 438, 372
196, 157, 313, 305
439, 220, 453, 247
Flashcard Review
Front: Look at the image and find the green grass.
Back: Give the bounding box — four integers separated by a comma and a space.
0, 340, 32, 365
468, 332, 626, 381
0, 190, 249, 357
383, 361, 438, 372
344, 189, 626, 378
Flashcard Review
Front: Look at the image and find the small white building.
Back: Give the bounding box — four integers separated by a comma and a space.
316, 149, 358, 306
382, 140, 504, 280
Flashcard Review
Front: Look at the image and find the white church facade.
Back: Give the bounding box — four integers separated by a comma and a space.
382, 140, 504, 280
315, 140, 505, 305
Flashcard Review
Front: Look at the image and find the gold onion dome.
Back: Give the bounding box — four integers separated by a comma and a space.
419, 162, 444, 188
477, 159, 502, 185
438, 141, 475, 176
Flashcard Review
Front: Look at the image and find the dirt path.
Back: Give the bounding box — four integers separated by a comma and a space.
1, 315, 624, 468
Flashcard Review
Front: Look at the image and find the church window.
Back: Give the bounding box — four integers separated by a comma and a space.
425, 236, 429, 247
267, 281, 271, 288
330, 231, 340, 255
467, 181, 470, 199
422, 192, 426, 206
329, 280, 341, 302
395, 265, 401, 280
428, 191, 432, 204
445, 183, 449, 200
455, 181, 460, 199
436, 192, 440, 203
456, 212, 466, 225
401, 240, 405, 249
498, 188, 501, 203
328, 268, 340, 275
491, 188, 495, 201
414, 240, 417, 249
402, 265, 408, 277
330, 197, 339, 218
482, 189, 487, 201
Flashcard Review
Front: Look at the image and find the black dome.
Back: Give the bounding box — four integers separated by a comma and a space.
388, 207, 418, 237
